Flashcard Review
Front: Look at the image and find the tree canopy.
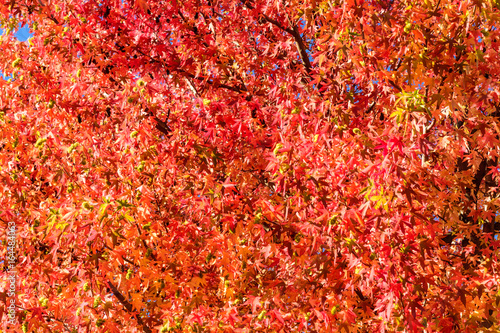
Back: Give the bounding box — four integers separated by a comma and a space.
1, 0, 500, 331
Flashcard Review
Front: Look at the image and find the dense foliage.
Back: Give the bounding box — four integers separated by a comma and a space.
1, 0, 500, 331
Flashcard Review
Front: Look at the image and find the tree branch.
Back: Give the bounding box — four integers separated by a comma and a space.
290, 25, 312, 74
241, 0, 313, 74
37, 0, 60, 24
106, 280, 152, 333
